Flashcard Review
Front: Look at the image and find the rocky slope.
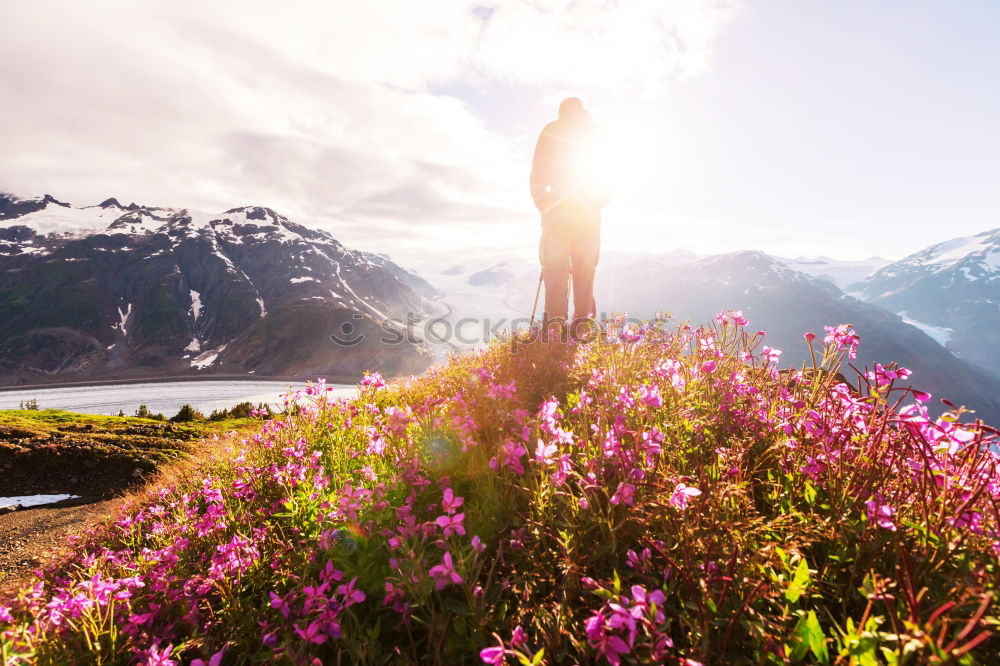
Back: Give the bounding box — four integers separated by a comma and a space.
854, 228, 1000, 375
0, 194, 434, 385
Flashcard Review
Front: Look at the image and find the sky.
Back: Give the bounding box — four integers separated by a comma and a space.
1, 0, 999, 274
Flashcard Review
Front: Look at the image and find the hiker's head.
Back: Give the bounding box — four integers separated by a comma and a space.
558, 97, 591, 123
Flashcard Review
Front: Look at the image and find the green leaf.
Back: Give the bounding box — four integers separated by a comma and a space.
804, 481, 817, 505
789, 614, 810, 662
804, 611, 829, 664
790, 611, 828, 664
775, 546, 789, 569
785, 558, 811, 603
881, 647, 900, 665
531, 648, 545, 665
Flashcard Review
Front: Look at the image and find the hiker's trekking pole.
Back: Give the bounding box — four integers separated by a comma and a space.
529, 271, 543, 326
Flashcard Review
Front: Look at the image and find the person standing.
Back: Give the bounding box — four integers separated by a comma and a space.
530, 97, 613, 330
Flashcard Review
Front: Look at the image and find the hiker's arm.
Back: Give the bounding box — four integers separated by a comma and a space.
529, 129, 553, 212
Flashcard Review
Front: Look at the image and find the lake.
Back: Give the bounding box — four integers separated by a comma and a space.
0, 380, 358, 417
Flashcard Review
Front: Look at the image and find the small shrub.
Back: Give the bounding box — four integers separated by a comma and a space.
18, 398, 39, 410
134, 404, 166, 421
208, 401, 270, 421
170, 403, 205, 422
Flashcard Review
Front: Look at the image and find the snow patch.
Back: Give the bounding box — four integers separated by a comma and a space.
3, 205, 117, 237
112, 303, 133, 336
191, 343, 227, 369
290, 276, 317, 284
898, 311, 953, 347
923, 235, 991, 266
189, 290, 202, 321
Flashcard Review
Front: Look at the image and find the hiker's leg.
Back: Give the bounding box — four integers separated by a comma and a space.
570, 222, 600, 321
539, 221, 571, 323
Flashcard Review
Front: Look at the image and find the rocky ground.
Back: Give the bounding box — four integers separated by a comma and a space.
0, 497, 121, 595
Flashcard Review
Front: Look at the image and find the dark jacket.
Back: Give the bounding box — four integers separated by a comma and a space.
529, 116, 613, 224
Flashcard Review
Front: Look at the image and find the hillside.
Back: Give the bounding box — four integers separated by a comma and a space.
0, 194, 434, 385
1, 315, 997, 664
0, 409, 256, 593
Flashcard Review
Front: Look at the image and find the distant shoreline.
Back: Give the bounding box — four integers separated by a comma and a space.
0, 373, 362, 392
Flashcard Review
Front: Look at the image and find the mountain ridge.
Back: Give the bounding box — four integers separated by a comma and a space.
857, 226, 1000, 375
0, 193, 435, 386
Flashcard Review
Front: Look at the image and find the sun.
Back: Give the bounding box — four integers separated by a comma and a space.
579, 109, 672, 204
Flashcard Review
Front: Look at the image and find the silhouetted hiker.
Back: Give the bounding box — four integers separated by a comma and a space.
530, 97, 612, 330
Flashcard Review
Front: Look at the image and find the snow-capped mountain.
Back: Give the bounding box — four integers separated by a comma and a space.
0, 193, 435, 384
857, 228, 1000, 375
468, 261, 517, 287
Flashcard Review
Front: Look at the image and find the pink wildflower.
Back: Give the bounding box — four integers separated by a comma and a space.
365, 426, 386, 455
436, 512, 466, 538
669, 483, 701, 510
824, 324, 861, 360
294, 619, 329, 645
480, 644, 505, 665
337, 577, 366, 605
500, 440, 527, 474
429, 551, 463, 591
639, 384, 663, 408
761, 345, 782, 364
611, 482, 636, 507
143, 643, 178, 666
359, 371, 385, 388
190, 648, 227, 666
535, 439, 557, 464
441, 488, 464, 515
383, 582, 409, 613
584, 612, 631, 665
865, 498, 897, 531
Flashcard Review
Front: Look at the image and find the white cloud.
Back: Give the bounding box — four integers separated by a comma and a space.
0, 0, 742, 271
474, 0, 743, 94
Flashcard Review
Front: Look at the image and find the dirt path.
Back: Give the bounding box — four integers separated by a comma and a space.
0, 497, 122, 596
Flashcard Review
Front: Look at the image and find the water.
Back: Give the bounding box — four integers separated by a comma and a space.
0, 380, 357, 417
0, 494, 80, 508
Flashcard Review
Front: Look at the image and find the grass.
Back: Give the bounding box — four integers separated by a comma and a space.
0, 409, 256, 498
0, 314, 997, 665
